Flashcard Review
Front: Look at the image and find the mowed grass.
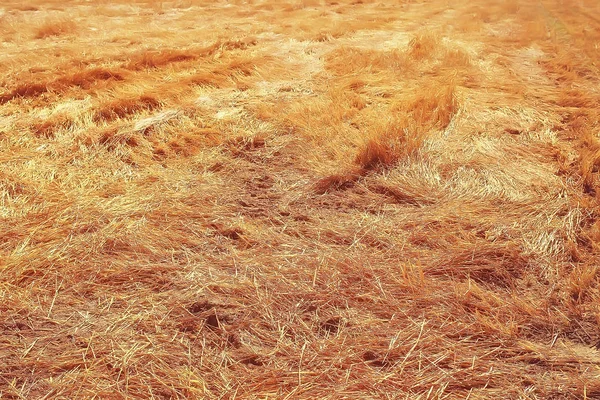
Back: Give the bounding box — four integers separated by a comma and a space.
1, 0, 600, 398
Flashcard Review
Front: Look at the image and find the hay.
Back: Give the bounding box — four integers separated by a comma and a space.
1, 0, 600, 398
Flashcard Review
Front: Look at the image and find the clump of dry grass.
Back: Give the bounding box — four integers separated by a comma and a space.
568, 264, 598, 303
32, 114, 73, 138
326, 47, 410, 76
35, 19, 76, 38
93, 95, 161, 122
408, 31, 441, 60
11, 5, 40, 11
127, 49, 197, 70
152, 128, 221, 159
355, 119, 419, 171
57, 67, 126, 89
441, 48, 473, 69
316, 80, 458, 193
0, 82, 48, 104
541, 49, 594, 83
355, 82, 458, 171
125, 38, 258, 71
429, 242, 530, 287
399, 82, 459, 129
314, 170, 362, 194
0, 68, 125, 104
95, 126, 140, 150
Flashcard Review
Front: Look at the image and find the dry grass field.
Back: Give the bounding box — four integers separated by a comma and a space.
1, 0, 600, 398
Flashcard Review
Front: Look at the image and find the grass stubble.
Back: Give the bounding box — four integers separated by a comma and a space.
1, 0, 600, 398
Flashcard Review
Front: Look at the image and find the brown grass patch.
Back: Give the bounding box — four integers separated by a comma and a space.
398, 82, 458, 129
429, 243, 530, 287
355, 81, 458, 171
35, 19, 76, 39
314, 170, 362, 194
57, 68, 126, 89
408, 31, 441, 60
355, 125, 411, 171
97, 127, 140, 149
368, 182, 434, 206
541, 50, 594, 83
326, 47, 410, 76
0, 83, 48, 104
187, 70, 228, 88
0, 68, 125, 104
568, 264, 598, 303
556, 90, 598, 108
11, 5, 40, 11
127, 49, 197, 70
125, 38, 257, 71
441, 48, 473, 69
153, 128, 221, 159
32, 115, 73, 138
185, 55, 269, 88
93, 95, 161, 122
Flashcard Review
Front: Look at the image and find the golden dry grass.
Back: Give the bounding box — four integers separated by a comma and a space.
1, 0, 600, 398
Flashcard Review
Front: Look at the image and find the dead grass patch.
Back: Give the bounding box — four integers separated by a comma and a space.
152, 128, 221, 159
0, 68, 125, 104
408, 31, 441, 60
0, 82, 48, 104
96, 127, 140, 149
355, 81, 458, 171
430, 243, 530, 287
124, 38, 256, 71
541, 50, 594, 83
93, 95, 161, 122
10, 5, 40, 11
441, 48, 473, 69
127, 49, 197, 70
57, 67, 126, 89
35, 19, 76, 38
326, 47, 411, 76
32, 114, 73, 138
568, 264, 598, 303
314, 170, 362, 194
368, 182, 435, 206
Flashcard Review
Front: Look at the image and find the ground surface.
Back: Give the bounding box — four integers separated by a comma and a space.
1, 0, 600, 398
